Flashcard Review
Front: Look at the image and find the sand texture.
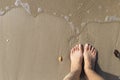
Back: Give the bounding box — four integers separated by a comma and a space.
0, 0, 120, 80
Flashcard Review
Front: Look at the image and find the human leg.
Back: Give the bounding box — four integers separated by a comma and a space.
83, 44, 104, 80
63, 44, 83, 80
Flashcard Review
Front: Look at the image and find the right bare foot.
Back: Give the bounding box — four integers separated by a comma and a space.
83, 43, 97, 71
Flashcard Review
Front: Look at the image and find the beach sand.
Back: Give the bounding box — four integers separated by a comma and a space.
0, 0, 120, 80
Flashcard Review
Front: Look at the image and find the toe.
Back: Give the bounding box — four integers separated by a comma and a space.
88, 44, 92, 50
92, 49, 96, 56
71, 47, 75, 54
84, 43, 89, 51
75, 44, 79, 51
78, 44, 81, 48
79, 44, 83, 52
71, 44, 79, 53
91, 47, 95, 52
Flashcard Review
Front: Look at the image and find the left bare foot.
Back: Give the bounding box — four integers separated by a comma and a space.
70, 44, 83, 74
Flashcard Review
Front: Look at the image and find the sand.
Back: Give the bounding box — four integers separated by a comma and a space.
0, 0, 120, 80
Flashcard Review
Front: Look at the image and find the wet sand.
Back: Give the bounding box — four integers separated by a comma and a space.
0, 0, 120, 80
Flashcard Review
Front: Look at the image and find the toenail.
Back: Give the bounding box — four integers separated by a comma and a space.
79, 44, 81, 47
75, 44, 78, 47
58, 56, 63, 62
85, 43, 89, 46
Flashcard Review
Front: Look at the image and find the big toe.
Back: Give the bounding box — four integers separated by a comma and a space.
84, 43, 90, 52
71, 44, 83, 54
78, 44, 83, 53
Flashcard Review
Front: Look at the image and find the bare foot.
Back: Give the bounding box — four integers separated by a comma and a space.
83, 43, 97, 71
70, 44, 83, 74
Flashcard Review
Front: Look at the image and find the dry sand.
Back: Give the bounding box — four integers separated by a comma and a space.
0, 0, 120, 80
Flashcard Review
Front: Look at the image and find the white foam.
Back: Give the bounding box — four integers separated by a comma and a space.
69, 22, 75, 31
15, 0, 22, 6
104, 16, 120, 22
64, 16, 69, 21
81, 22, 86, 27
0, 10, 5, 16
38, 7, 43, 13
15, 0, 31, 14
21, 3, 31, 14
5, 6, 10, 10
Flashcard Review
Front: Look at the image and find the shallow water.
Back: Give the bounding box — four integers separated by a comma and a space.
0, 0, 120, 80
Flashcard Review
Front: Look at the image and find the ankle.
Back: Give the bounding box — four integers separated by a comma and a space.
70, 70, 81, 77
84, 67, 94, 73
71, 67, 81, 74
71, 63, 82, 73
63, 71, 80, 80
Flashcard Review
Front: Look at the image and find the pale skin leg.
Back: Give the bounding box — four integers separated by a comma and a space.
84, 43, 104, 80
63, 44, 83, 80
63, 43, 104, 80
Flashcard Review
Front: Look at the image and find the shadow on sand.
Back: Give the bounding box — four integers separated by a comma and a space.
80, 51, 120, 80
95, 63, 119, 80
